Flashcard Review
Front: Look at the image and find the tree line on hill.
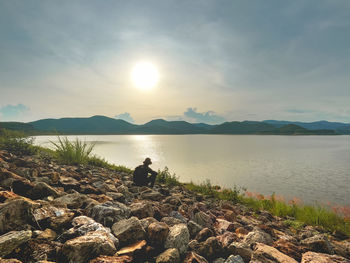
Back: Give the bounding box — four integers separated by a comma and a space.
1, 115, 349, 135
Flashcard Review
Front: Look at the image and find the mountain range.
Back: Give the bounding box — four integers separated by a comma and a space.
1, 115, 350, 135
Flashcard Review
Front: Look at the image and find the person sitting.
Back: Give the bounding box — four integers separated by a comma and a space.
133, 157, 158, 188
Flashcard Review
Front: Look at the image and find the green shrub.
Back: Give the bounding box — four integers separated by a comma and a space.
0, 129, 37, 155
51, 136, 94, 165
156, 167, 181, 186
87, 154, 132, 173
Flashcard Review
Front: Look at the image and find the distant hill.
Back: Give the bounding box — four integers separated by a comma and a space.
29, 115, 137, 134
0, 115, 343, 135
264, 120, 350, 134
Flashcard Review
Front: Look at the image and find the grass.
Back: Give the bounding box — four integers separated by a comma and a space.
51, 136, 95, 165
156, 166, 181, 186
0, 129, 38, 156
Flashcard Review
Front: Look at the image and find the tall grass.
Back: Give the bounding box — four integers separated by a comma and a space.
0, 129, 37, 155
156, 166, 181, 186
51, 137, 94, 165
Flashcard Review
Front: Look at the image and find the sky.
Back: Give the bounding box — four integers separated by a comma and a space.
0, 0, 350, 124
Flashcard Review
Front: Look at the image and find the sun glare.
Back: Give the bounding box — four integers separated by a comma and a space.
131, 62, 159, 90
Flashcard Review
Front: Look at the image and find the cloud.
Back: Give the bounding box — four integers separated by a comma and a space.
0, 104, 30, 121
114, 112, 134, 123
285, 109, 314, 114
183, 107, 226, 124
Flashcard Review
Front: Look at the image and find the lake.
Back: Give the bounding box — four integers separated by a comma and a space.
34, 135, 350, 206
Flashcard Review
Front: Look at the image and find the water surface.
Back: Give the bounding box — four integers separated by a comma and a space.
35, 135, 350, 205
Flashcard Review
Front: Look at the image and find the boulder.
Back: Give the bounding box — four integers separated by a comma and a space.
156, 248, 180, 263
36, 228, 57, 241
28, 182, 60, 199
243, 229, 273, 246
0, 230, 32, 257
227, 242, 253, 262
301, 234, 334, 254
301, 251, 350, 263
140, 190, 163, 201
161, 217, 183, 227
273, 239, 307, 261
89, 255, 133, 263
164, 224, 190, 256
225, 255, 245, 263
89, 202, 131, 227
251, 243, 298, 263
116, 240, 147, 256
183, 251, 208, 263
0, 259, 23, 263
214, 219, 235, 234
58, 216, 118, 246
61, 231, 117, 263
53, 192, 95, 209
59, 176, 80, 191
187, 220, 203, 238
33, 205, 75, 231
195, 228, 214, 242
130, 201, 155, 219
193, 211, 213, 229
140, 217, 159, 230
217, 232, 238, 250
0, 199, 38, 233
147, 222, 169, 246
332, 240, 350, 260
112, 217, 146, 245
194, 236, 223, 261
213, 259, 225, 263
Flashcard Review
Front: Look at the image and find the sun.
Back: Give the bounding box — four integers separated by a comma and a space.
131, 62, 159, 90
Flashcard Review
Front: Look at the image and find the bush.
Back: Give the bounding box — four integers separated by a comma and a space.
156, 167, 181, 186
87, 154, 132, 173
51, 136, 94, 165
0, 129, 37, 155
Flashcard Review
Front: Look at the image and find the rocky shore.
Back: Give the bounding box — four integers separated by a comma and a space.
0, 149, 349, 263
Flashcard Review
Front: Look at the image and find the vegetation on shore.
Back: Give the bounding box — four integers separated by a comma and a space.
0, 128, 349, 237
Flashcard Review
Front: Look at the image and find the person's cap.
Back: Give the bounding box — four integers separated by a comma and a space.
143, 157, 152, 165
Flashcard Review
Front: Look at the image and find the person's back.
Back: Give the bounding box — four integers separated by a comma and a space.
133, 158, 157, 187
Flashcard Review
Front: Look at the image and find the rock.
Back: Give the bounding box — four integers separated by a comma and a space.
156, 248, 180, 263
130, 201, 155, 219
195, 228, 214, 242
89, 255, 133, 263
28, 182, 60, 199
116, 240, 147, 256
61, 231, 117, 263
214, 218, 235, 234
140, 190, 163, 201
90, 255, 132, 263
53, 192, 95, 209
0, 259, 22, 263
59, 176, 80, 191
301, 251, 350, 263
161, 217, 183, 227
225, 255, 245, 263
164, 224, 190, 256
112, 217, 146, 245
224, 210, 236, 222
106, 192, 125, 203
34, 205, 75, 231
195, 236, 223, 261
147, 222, 169, 246
188, 220, 203, 238
0, 230, 32, 257
58, 216, 118, 246
0, 199, 38, 233
251, 243, 298, 263
227, 242, 253, 262
140, 217, 159, 230
274, 239, 307, 261
217, 232, 238, 250
169, 211, 187, 223
37, 228, 57, 241
235, 227, 249, 238
301, 234, 334, 254
183, 251, 208, 263
332, 240, 350, 259
244, 229, 273, 246
193, 211, 213, 229
213, 259, 225, 263
89, 202, 131, 227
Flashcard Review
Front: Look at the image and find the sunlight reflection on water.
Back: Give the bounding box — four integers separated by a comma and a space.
35, 135, 350, 205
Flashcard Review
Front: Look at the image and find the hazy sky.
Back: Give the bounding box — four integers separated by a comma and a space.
1, 0, 349, 124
